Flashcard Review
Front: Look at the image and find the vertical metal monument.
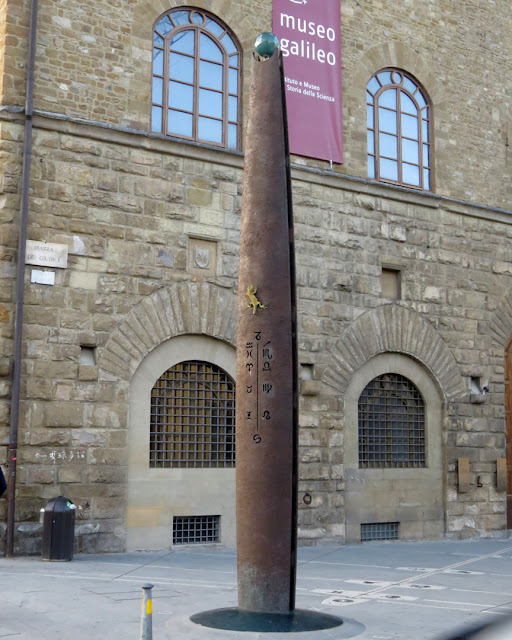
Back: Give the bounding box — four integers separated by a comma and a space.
235, 37, 298, 615
190, 35, 343, 634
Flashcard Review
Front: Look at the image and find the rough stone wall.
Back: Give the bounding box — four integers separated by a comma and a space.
1, 0, 512, 552
0, 0, 9, 103
292, 182, 511, 541
0, 119, 245, 552
1, 0, 511, 206
340, 0, 512, 208
0, 0, 30, 108
0, 115, 24, 535
0, 115, 511, 550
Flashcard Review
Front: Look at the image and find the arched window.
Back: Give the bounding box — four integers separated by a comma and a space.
358, 373, 425, 468
151, 8, 241, 149
150, 360, 235, 468
367, 70, 432, 190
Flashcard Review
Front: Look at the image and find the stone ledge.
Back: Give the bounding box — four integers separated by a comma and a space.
1, 107, 511, 225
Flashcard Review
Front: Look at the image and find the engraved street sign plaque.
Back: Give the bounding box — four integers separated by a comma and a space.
25, 240, 68, 269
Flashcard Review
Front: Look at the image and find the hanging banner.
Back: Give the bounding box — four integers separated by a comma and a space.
273, 0, 343, 163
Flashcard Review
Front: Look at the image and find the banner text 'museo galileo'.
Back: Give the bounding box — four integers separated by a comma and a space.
279, 13, 337, 66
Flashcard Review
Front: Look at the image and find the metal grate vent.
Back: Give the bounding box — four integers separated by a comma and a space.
150, 360, 235, 468
358, 373, 425, 468
173, 515, 220, 545
361, 522, 399, 542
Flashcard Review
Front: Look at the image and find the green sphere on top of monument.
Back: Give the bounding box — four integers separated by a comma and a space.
254, 32, 280, 59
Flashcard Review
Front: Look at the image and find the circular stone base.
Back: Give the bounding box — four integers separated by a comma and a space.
190, 608, 344, 633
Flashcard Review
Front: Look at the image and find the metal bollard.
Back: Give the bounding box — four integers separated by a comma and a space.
140, 583, 154, 640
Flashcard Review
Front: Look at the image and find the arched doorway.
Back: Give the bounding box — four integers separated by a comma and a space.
344, 353, 445, 542
126, 334, 236, 551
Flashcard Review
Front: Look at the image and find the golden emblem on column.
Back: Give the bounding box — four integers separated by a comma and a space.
246, 285, 267, 314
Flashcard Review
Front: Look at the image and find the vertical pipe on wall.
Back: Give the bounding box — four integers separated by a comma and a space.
6, 0, 39, 558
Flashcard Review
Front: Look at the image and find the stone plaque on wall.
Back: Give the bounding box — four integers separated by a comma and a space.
26, 240, 68, 269
188, 238, 217, 278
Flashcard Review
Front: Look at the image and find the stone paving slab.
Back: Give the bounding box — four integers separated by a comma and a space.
2, 540, 512, 639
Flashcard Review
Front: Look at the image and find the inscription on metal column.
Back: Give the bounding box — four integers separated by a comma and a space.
244, 331, 274, 446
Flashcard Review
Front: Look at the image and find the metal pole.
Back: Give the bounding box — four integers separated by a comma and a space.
280, 51, 298, 613
6, 0, 39, 559
140, 584, 154, 640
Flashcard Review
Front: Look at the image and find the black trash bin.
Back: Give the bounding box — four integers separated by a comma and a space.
41, 496, 76, 561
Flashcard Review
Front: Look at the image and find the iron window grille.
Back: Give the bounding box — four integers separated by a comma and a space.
358, 373, 426, 468
173, 515, 220, 544
367, 69, 432, 190
152, 8, 241, 149
150, 360, 235, 468
361, 522, 399, 542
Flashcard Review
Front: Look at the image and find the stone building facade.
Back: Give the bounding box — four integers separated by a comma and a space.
1, 0, 512, 553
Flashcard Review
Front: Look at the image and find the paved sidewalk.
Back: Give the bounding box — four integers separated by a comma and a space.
2, 539, 512, 639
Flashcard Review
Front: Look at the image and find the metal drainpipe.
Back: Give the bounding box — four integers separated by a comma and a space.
6, 0, 39, 558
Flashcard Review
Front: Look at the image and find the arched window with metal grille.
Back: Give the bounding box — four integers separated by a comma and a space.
150, 360, 235, 468
151, 7, 241, 149
367, 69, 432, 190
358, 373, 426, 468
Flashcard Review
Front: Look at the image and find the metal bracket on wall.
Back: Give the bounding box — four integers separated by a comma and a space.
497, 458, 507, 492
457, 457, 470, 493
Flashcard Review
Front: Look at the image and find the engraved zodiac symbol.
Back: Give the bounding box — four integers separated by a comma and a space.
246, 285, 267, 314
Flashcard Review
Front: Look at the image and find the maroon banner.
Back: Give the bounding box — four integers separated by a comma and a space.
272, 0, 343, 163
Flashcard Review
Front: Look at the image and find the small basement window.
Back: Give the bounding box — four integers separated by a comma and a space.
361, 522, 399, 542
173, 515, 220, 544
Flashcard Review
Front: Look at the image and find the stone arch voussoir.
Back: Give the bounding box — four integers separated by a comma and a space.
99, 282, 237, 382
322, 304, 465, 402
489, 289, 512, 349
132, 0, 253, 49
355, 41, 445, 106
